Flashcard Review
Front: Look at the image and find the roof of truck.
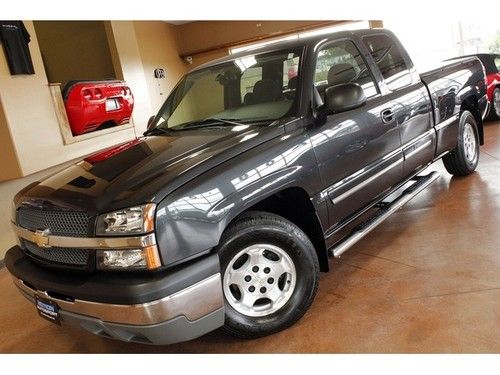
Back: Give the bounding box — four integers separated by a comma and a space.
190, 28, 393, 72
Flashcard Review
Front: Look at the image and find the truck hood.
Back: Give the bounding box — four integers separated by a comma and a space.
17, 124, 284, 214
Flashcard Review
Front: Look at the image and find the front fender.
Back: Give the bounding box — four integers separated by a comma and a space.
154, 130, 323, 267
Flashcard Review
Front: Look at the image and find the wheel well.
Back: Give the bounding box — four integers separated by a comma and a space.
461, 95, 484, 145
234, 187, 329, 272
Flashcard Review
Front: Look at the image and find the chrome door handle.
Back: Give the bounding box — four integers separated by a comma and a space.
381, 109, 395, 124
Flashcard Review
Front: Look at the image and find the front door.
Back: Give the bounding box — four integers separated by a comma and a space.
308, 39, 404, 230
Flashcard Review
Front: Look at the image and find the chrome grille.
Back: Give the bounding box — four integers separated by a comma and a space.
23, 240, 91, 266
17, 208, 91, 237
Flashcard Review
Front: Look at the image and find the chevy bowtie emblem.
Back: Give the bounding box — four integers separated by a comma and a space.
33, 229, 51, 248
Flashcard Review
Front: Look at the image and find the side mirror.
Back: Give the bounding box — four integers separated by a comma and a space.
147, 115, 156, 130
324, 83, 366, 114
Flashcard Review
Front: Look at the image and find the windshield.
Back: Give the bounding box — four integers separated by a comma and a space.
151, 48, 302, 131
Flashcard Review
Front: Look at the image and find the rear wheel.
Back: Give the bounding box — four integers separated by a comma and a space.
491, 88, 500, 120
218, 211, 319, 339
442, 110, 479, 176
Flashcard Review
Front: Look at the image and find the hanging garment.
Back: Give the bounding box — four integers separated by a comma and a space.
0, 21, 35, 75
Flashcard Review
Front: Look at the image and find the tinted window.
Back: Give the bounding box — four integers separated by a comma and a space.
152, 48, 303, 130
362, 34, 412, 90
495, 57, 500, 72
240, 66, 262, 101
314, 40, 378, 98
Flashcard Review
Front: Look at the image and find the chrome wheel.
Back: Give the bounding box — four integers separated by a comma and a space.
223, 244, 296, 317
494, 89, 500, 118
463, 122, 477, 164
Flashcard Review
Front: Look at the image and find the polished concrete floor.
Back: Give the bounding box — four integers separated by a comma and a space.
0, 120, 499, 353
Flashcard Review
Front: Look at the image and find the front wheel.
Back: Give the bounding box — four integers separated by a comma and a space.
442, 110, 480, 176
217, 211, 319, 339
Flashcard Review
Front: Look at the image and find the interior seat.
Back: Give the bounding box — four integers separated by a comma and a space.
251, 79, 282, 104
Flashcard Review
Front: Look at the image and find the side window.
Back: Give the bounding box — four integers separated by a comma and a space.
283, 55, 300, 90
362, 34, 412, 91
240, 66, 262, 102
314, 40, 378, 98
495, 57, 500, 72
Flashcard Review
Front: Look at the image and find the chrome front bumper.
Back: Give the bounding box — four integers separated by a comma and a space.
12, 272, 225, 345
14, 273, 223, 325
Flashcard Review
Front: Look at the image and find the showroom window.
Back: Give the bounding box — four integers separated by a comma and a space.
362, 34, 413, 91
314, 40, 378, 98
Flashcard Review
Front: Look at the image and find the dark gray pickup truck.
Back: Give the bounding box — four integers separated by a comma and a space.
5, 29, 489, 345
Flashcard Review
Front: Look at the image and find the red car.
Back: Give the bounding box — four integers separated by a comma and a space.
63, 80, 134, 136
456, 54, 500, 119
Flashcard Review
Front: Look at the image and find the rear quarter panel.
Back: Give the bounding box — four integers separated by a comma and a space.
421, 58, 486, 155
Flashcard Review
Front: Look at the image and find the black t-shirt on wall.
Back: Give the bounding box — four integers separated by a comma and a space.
0, 21, 35, 75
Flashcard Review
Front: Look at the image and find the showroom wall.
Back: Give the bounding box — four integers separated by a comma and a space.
33, 21, 116, 87
0, 21, 187, 181
134, 21, 187, 112
0, 21, 137, 181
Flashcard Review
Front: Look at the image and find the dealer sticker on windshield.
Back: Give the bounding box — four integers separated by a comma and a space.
35, 296, 60, 325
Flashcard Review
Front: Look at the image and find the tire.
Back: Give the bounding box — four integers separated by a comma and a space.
217, 211, 319, 339
490, 87, 500, 120
442, 110, 480, 176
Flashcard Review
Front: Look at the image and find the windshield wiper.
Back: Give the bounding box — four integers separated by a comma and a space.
175, 118, 244, 130
143, 126, 170, 136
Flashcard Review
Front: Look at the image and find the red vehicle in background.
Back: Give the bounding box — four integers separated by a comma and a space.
450, 54, 500, 119
63, 80, 134, 136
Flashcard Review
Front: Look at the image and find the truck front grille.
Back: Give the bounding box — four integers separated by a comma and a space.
17, 208, 91, 237
23, 240, 92, 267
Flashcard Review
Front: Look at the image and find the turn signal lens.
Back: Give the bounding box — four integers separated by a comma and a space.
94, 88, 103, 99
96, 245, 161, 271
82, 89, 92, 100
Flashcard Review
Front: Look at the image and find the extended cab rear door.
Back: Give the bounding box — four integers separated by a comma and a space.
361, 32, 435, 179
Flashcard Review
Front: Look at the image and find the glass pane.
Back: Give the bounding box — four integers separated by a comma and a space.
363, 34, 412, 90
153, 48, 303, 130
240, 66, 262, 102
314, 40, 378, 98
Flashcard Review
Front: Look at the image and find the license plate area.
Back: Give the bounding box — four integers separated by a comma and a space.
35, 295, 60, 325
105, 98, 120, 111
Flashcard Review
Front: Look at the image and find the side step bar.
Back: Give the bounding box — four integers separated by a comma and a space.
328, 171, 440, 258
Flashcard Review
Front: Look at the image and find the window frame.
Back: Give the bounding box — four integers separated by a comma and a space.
312, 36, 382, 102
361, 32, 415, 92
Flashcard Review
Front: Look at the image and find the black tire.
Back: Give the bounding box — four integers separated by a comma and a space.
489, 87, 500, 120
442, 110, 480, 176
218, 211, 319, 339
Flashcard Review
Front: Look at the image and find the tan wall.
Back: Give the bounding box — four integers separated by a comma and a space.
106, 21, 153, 134
0, 100, 22, 180
190, 49, 229, 69
0, 21, 138, 180
33, 21, 116, 87
133, 21, 188, 113
176, 21, 346, 56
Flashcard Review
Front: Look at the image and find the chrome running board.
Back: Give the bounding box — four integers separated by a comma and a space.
328, 171, 440, 258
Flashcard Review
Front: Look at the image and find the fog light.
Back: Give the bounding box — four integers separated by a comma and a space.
97, 249, 146, 270
97, 245, 161, 271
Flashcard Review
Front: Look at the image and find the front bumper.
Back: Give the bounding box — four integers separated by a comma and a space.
5, 246, 225, 345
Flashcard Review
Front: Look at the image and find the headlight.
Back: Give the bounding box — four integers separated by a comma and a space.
96, 204, 155, 236
96, 246, 161, 271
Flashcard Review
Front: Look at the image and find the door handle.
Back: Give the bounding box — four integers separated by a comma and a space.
381, 109, 395, 124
